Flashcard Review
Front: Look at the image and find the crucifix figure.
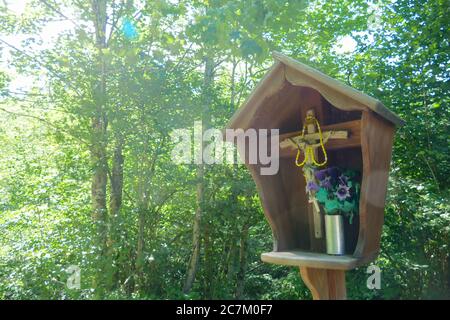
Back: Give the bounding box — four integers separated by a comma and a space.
280, 109, 349, 239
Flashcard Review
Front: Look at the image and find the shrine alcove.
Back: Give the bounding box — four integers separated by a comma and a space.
226, 52, 404, 273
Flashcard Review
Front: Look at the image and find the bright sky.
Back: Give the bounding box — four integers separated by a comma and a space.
1, 0, 74, 94
1, 0, 370, 96
6, 0, 26, 15
334, 35, 358, 54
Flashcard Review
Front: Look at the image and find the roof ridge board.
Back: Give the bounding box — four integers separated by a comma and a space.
272, 51, 405, 127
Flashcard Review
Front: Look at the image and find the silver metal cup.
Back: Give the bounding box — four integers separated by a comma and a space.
325, 214, 345, 255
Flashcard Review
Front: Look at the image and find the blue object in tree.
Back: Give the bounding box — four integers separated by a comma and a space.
122, 19, 138, 40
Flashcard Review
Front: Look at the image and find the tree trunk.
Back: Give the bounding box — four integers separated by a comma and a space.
108, 136, 124, 288
235, 222, 250, 299
135, 155, 149, 293
183, 56, 214, 294
203, 203, 214, 298
135, 205, 146, 291
91, 0, 109, 297
110, 137, 124, 221
134, 135, 160, 292
90, 124, 108, 296
183, 163, 204, 294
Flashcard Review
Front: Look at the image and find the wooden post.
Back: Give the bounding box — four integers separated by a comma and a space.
306, 109, 323, 239
303, 109, 326, 253
300, 267, 347, 300
301, 109, 347, 300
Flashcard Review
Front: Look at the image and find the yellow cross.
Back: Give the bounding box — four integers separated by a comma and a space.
279, 110, 348, 239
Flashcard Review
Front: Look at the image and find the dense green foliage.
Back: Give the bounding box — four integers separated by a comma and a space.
0, 0, 448, 300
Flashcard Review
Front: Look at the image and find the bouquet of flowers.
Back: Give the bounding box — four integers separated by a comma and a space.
307, 166, 361, 224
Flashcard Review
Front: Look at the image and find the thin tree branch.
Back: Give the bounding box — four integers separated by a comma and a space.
38, 0, 83, 30
420, 154, 441, 192
106, 0, 126, 46
167, 42, 194, 74
0, 38, 84, 97
152, 188, 185, 217
0, 106, 89, 146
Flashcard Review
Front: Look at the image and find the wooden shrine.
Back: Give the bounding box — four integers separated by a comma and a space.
226, 52, 404, 300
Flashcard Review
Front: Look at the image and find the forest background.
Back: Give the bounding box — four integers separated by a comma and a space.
0, 0, 448, 299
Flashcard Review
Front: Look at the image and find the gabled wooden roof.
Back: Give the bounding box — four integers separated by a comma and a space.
228, 51, 404, 129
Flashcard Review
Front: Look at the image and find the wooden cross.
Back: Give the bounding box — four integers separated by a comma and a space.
280, 110, 349, 239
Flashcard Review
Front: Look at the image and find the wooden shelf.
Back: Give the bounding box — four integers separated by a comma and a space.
279, 120, 361, 158
261, 250, 365, 270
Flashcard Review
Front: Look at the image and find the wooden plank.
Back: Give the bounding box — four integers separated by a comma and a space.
278, 158, 311, 251
326, 269, 347, 300
272, 51, 404, 127
226, 61, 285, 130
247, 163, 297, 251
279, 119, 361, 157
300, 267, 329, 299
300, 103, 326, 253
354, 110, 395, 259
280, 130, 348, 149
261, 250, 362, 270
299, 267, 347, 300
306, 109, 323, 239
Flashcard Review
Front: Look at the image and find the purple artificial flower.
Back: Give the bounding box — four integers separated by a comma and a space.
335, 184, 351, 201
314, 169, 327, 182
306, 181, 320, 192
319, 176, 332, 189
327, 167, 340, 180
338, 174, 349, 186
